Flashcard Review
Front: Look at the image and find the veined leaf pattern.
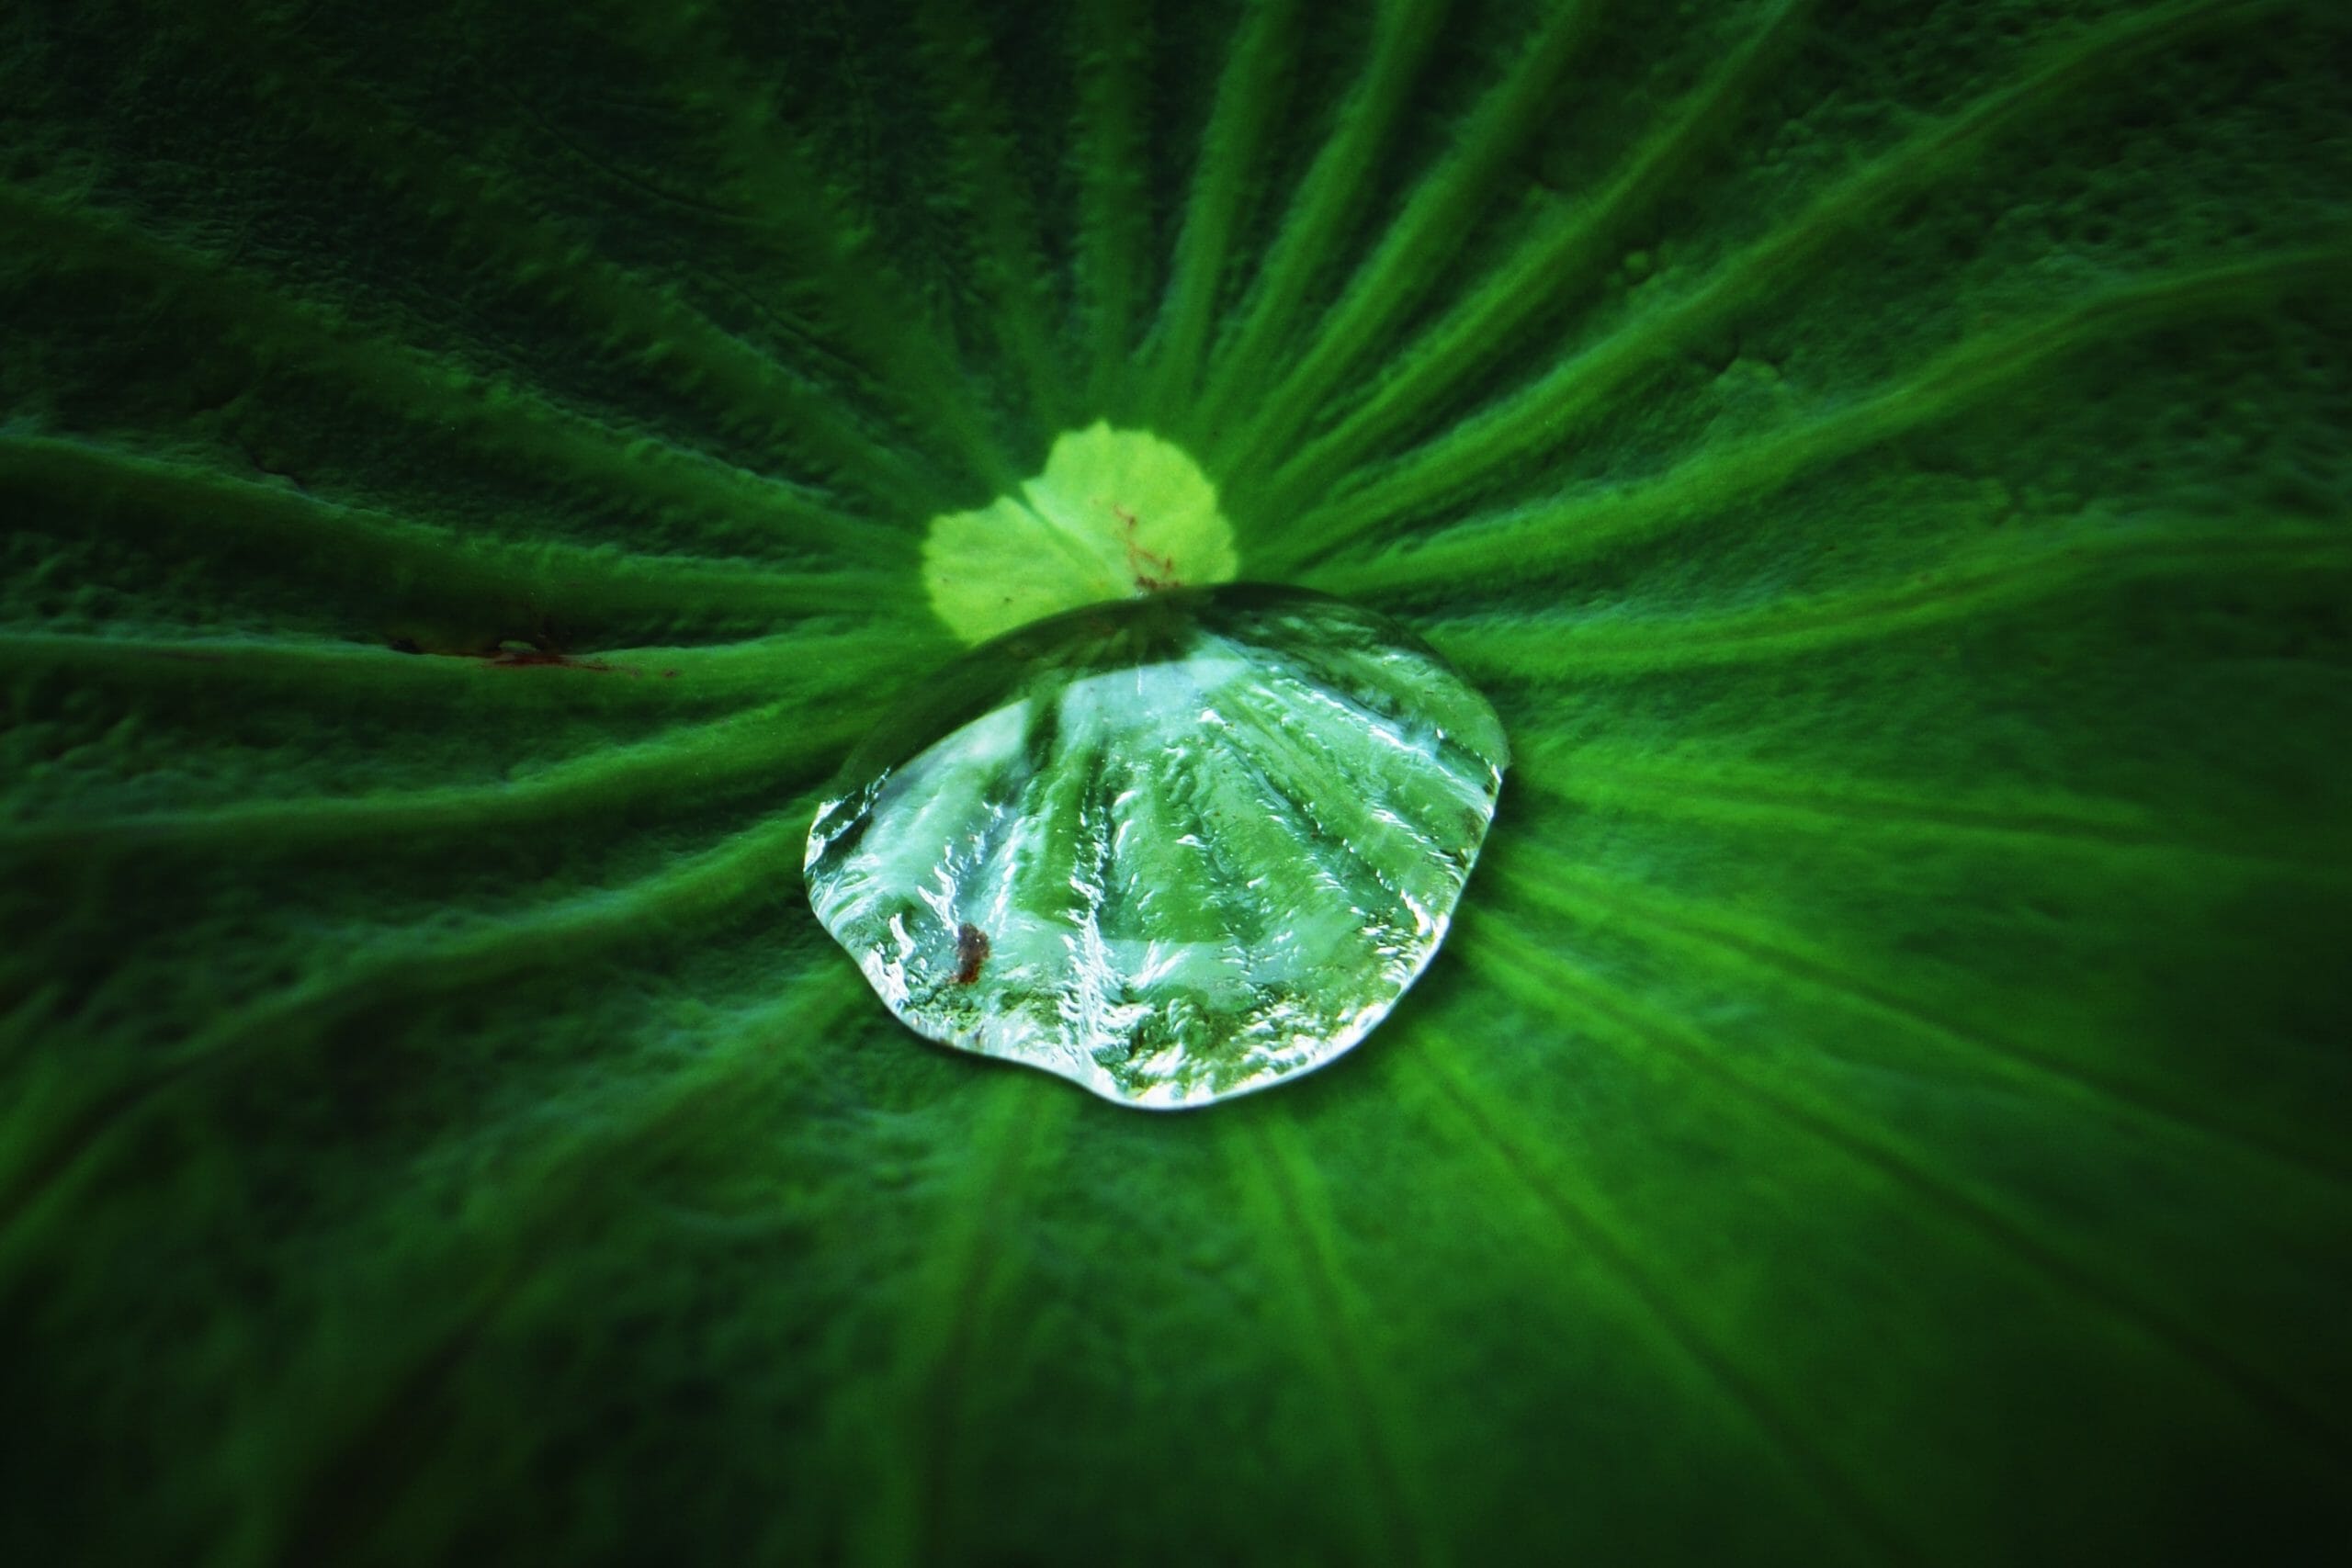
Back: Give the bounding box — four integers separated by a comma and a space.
2, 1, 2346, 1562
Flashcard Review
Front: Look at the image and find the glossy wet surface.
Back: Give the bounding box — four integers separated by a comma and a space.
806, 585, 1509, 1106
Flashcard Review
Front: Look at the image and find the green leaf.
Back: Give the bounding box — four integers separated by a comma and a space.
3, 0, 2346, 1562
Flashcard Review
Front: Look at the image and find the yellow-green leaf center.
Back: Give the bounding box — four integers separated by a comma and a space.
922, 423, 1240, 644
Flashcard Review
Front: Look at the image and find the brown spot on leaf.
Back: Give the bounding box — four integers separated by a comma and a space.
953, 922, 990, 986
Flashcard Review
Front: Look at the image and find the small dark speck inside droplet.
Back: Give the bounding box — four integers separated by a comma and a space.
954, 922, 990, 985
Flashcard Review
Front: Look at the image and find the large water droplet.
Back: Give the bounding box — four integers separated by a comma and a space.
805, 585, 1508, 1108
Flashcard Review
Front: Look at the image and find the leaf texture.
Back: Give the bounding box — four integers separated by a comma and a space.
2, 0, 2347, 1562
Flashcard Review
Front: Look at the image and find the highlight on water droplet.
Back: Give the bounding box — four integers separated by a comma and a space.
805, 584, 1509, 1109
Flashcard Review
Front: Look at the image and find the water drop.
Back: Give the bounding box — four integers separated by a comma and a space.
806, 585, 1508, 1108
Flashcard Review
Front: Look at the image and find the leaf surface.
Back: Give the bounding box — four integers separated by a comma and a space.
2, 1, 2347, 1562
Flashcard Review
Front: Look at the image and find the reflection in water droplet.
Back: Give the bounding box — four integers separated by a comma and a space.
805, 585, 1509, 1109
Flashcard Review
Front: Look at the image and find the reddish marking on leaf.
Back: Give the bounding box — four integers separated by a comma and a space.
953, 922, 990, 986
391, 637, 641, 675
1110, 502, 1180, 593
483, 648, 621, 672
